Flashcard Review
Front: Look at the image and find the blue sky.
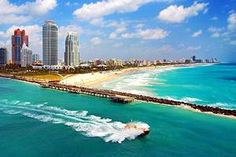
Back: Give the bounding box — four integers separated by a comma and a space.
0, 0, 235, 62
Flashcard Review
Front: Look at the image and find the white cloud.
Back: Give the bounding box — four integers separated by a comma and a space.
0, 14, 31, 25
73, 0, 170, 21
158, 2, 208, 23
0, 0, 57, 24
227, 12, 236, 32
27, 0, 57, 16
121, 28, 169, 40
187, 46, 201, 51
211, 16, 218, 21
59, 25, 83, 39
109, 24, 127, 39
65, 1, 79, 6
90, 37, 102, 45
192, 30, 202, 37
208, 27, 223, 38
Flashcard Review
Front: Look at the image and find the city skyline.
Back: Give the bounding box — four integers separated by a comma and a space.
0, 0, 235, 62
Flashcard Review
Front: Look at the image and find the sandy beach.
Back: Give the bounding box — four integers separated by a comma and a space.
60, 65, 175, 87
60, 64, 205, 88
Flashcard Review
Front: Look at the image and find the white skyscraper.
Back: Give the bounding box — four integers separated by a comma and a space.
21, 43, 32, 67
43, 20, 58, 65
64, 32, 80, 66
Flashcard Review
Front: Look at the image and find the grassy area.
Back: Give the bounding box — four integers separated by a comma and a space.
17, 74, 63, 82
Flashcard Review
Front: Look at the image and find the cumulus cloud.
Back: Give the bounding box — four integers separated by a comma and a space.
192, 30, 202, 37
27, 0, 57, 16
90, 37, 102, 45
73, 0, 171, 21
0, 0, 57, 24
158, 2, 208, 23
73, 0, 152, 20
121, 28, 169, 40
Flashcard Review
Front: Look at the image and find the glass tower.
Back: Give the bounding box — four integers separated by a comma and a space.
42, 20, 58, 65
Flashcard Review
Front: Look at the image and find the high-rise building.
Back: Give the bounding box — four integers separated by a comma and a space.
0, 48, 7, 66
32, 54, 40, 63
42, 20, 58, 65
12, 29, 28, 65
64, 32, 80, 66
21, 43, 32, 67
192, 56, 196, 62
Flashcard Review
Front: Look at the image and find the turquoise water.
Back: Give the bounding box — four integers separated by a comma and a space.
0, 64, 236, 157
101, 64, 236, 109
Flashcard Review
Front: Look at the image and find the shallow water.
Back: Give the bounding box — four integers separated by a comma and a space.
101, 64, 236, 109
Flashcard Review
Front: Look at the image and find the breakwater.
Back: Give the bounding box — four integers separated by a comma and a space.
42, 81, 236, 118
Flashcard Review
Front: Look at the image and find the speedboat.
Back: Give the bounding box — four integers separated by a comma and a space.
124, 122, 150, 137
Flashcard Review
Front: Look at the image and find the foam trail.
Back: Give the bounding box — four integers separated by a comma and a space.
0, 99, 149, 143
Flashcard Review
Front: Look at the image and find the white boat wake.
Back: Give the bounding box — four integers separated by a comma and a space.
0, 99, 149, 143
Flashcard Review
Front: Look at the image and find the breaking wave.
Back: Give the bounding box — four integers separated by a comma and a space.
0, 99, 149, 143
163, 96, 202, 103
207, 102, 236, 109
100, 67, 179, 96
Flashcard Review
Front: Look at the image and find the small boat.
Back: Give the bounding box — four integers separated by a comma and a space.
124, 122, 150, 137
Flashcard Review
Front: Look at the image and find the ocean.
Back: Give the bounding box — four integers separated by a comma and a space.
0, 63, 236, 157
101, 63, 236, 109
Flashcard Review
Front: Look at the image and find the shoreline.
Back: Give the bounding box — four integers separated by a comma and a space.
60, 63, 206, 88
1, 63, 235, 120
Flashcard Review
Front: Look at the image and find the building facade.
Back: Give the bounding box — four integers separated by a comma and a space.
64, 32, 80, 66
43, 20, 58, 65
0, 48, 7, 66
21, 43, 32, 67
12, 29, 28, 65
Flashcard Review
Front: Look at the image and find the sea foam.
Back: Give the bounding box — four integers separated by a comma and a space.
0, 99, 149, 143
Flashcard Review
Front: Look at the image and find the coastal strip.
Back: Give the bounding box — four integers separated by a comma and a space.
1, 71, 235, 119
